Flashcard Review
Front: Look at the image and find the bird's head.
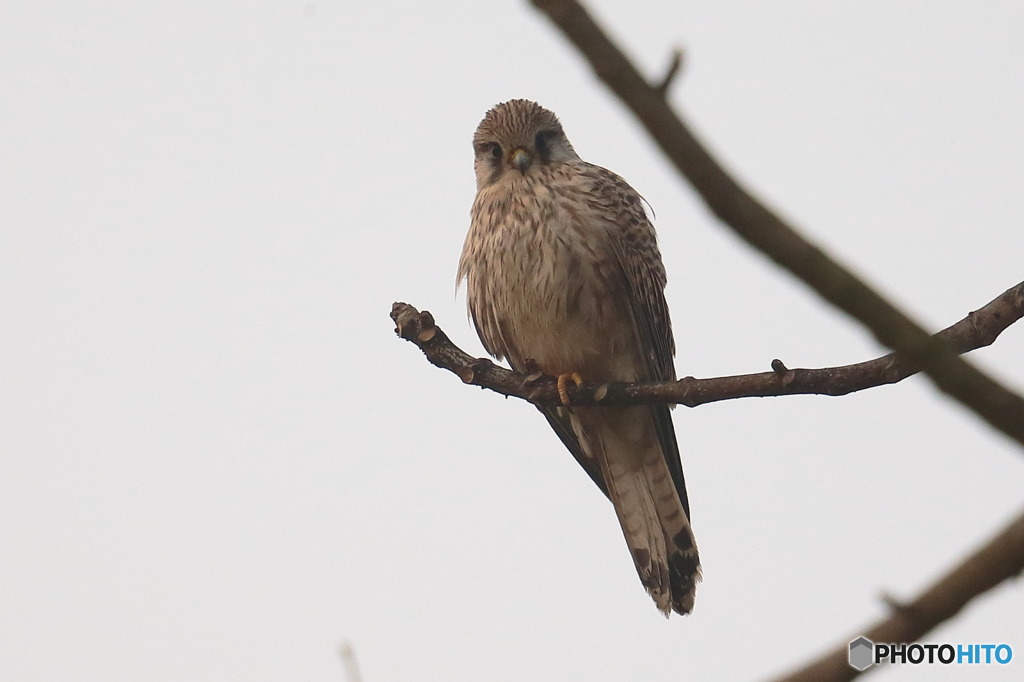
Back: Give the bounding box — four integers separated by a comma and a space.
472, 99, 579, 188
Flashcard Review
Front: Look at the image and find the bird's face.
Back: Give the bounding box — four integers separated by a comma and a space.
472, 99, 579, 189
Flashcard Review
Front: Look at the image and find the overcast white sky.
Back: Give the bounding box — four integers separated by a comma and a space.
2, 2, 1023, 680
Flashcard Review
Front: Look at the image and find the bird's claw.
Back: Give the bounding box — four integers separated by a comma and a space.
556, 372, 584, 406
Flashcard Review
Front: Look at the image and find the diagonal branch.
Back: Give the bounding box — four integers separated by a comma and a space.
773, 508, 1024, 681
391, 279, 1023, 409
529, 0, 1024, 446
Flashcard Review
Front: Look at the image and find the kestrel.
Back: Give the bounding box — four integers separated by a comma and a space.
458, 100, 700, 615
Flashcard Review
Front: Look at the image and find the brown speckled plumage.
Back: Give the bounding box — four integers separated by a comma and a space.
458, 100, 700, 615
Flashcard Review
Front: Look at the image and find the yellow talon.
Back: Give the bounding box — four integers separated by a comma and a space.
556, 372, 584, 406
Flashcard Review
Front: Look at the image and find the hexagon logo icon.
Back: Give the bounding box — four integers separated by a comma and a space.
849, 637, 875, 671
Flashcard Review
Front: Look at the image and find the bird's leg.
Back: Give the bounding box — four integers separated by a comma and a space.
556, 372, 584, 406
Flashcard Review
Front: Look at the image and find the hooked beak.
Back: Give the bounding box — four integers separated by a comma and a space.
510, 148, 532, 174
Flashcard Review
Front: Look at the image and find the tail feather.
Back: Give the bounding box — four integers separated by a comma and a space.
574, 407, 700, 615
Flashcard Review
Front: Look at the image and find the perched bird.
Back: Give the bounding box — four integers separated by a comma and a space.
458, 100, 700, 615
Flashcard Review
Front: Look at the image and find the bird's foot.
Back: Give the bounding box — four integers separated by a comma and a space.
556, 372, 584, 406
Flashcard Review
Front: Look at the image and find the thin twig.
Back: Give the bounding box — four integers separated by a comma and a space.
339, 641, 363, 682
392, 280, 1023, 409
529, 0, 1024, 446
654, 48, 683, 97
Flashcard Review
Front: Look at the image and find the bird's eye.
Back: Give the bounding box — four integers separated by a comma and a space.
475, 141, 503, 161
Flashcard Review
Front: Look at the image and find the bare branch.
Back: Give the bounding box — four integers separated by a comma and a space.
392, 280, 1023, 409
773, 508, 1024, 681
529, 0, 1024, 446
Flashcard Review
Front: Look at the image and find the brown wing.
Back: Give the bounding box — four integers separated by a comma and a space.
580, 163, 690, 517
579, 164, 675, 382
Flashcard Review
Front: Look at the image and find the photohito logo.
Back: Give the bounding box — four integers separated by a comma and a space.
848, 636, 1013, 671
